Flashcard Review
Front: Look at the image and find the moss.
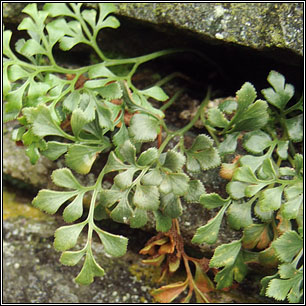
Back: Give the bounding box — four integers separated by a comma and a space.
3, 190, 51, 221
129, 263, 162, 284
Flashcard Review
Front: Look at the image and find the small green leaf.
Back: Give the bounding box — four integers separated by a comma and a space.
42, 141, 68, 160
110, 196, 133, 223
192, 202, 230, 244
63, 193, 85, 223
214, 265, 234, 289
114, 168, 138, 189
262, 70, 294, 110
294, 153, 303, 175
23, 104, 64, 138
60, 249, 86, 266
279, 167, 295, 177
104, 151, 128, 173
276, 140, 289, 160
97, 82, 122, 100
186, 134, 220, 171
272, 231, 303, 262
4, 83, 28, 122
43, 3, 74, 17
65, 144, 103, 174
32, 189, 78, 214
19, 38, 46, 56
233, 166, 259, 184
218, 132, 240, 155
243, 130, 272, 154
97, 15, 120, 30
97, 3, 118, 28
161, 193, 182, 218
184, 180, 206, 203
266, 278, 298, 301
140, 86, 169, 101
160, 173, 189, 196
214, 252, 247, 289
96, 104, 114, 130
129, 113, 160, 142
71, 109, 88, 137
95, 227, 128, 257
115, 140, 136, 165
154, 210, 172, 232
226, 181, 248, 199
218, 99, 237, 114
281, 194, 303, 220
137, 148, 158, 166
7, 64, 29, 82
285, 114, 303, 142
59, 21, 86, 51
209, 240, 241, 268
51, 168, 82, 190
75, 250, 105, 285
242, 223, 271, 249
129, 207, 148, 228
162, 150, 185, 172
88, 63, 115, 78
46, 18, 70, 45
207, 108, 229, 128
112, 124, 129, 147
284, 184, 303, 200
141, 168, 163, 186
133, 184, 160, 210
199, 193, 230, 209
236, 82, 257, 114
278, 263, 298, 279
63, 91, 81, 112
259, 185, 283, 211
231, 100, 269, 132
227, 200, 253, 230
3, 29, 13, 57
239, 154, 267, 172
244, 182, 269, 197
84, 79, 111, 89
25, 144, 40, 164
3, 63, 11, 96
254, 201, 273, 222
54, 222, 86, 251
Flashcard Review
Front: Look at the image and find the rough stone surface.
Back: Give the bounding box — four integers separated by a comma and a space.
116, 3, 303, 56
3, 216, 155, 303
3, 194, 274, 304
3, 123, 56, 191
3, 3, 303, 57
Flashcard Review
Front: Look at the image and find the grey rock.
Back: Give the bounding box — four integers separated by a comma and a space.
115, 3, 303, 56
3, 123, 56, 190
3, 3, 303, 57
2, 217, 155, 303
3, 214, 273, 303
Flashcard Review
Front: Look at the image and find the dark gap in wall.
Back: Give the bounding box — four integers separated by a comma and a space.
98, 15, 303, 100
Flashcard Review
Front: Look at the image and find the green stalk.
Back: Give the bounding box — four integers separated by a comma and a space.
160, 88, 184, 112
175, 87, 211, 136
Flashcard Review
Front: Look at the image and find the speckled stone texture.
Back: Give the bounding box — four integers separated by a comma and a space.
115, 3, 303, 56
3, 3, 303, 56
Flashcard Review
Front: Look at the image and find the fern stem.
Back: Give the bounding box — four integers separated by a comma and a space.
160, 88, 184, 112
175, 87, 211, 136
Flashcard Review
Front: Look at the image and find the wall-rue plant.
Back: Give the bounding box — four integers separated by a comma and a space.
3, 3, 303, 303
